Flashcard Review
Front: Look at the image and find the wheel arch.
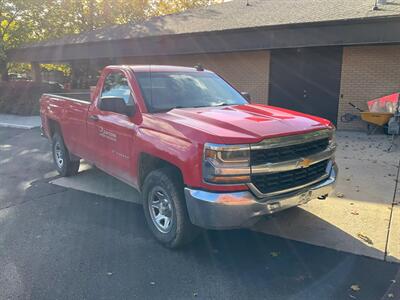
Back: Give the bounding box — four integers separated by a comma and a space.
47, 118, 62, 139
138, 152, 184, 191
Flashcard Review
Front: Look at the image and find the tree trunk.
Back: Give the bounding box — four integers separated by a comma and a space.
31, 62, 42, 82
0, 60, 9, 81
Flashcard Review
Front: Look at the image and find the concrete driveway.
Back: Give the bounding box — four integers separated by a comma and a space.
254, 132, 400, 263
50, 131, 400, 263
0, 127, 399, 300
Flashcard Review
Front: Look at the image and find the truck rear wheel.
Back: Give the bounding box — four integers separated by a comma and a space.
52, 132, 80, 177
142, 167, 200, 248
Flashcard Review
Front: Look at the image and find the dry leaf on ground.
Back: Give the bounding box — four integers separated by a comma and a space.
357, 233, 373, 245
350, 284, 361, 292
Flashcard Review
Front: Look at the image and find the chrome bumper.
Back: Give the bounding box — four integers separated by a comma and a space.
184, 163, 338, 229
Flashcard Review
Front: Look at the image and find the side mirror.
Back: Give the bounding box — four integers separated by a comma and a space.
241, 92, 251, 102
99, 96, 136, 116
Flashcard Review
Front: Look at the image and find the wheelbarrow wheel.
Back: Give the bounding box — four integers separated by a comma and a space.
367, 124, 371, 135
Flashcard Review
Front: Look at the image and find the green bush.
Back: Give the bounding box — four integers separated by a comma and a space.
0, 81, 62, 115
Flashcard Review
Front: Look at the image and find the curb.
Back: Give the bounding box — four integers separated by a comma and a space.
0, 123, 39, 129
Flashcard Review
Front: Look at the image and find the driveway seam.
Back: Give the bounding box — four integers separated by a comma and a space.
384, 158, 400, 261
1, 129, 33, 143
0, 188, 67, 212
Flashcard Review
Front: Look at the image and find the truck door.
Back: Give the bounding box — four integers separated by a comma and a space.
87, 71, 135, 183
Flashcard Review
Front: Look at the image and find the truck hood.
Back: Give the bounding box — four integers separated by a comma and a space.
146, 104, 332, 144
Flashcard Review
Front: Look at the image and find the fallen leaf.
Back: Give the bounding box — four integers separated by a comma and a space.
336, 192, 345, 198
150, 281, 156, 286
388, 293, 394, 298
351, 211, 359, 216
357, 233, 373, 245
294, 275, 306, 282
349, 294, 357, 299
193, 292, 198, 297
107, 272, 113, 276
350, 284, 361, 292
270, 251, 280, 257
390, 279, 396, 283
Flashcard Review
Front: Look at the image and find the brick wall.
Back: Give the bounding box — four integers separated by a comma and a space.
338, 45, 400, 130
119, 50, 270, 104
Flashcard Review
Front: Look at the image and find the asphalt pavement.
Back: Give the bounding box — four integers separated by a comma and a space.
0, 127, 399, 300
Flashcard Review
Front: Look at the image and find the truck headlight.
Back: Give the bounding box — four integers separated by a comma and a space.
203, 143, 251, 184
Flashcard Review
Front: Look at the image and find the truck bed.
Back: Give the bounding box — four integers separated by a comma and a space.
44, 92, 91, 103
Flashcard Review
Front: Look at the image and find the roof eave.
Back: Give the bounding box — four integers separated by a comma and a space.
9, 15, 400, 63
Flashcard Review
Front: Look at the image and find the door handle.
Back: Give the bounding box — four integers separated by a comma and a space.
89, 115, 99, 121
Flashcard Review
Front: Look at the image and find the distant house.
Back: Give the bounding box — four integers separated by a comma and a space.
10, 0, 400, 130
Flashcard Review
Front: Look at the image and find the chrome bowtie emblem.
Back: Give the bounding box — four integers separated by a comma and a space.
297, 158, 312, 168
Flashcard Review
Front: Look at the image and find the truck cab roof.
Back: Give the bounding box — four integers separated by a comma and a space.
125, 65, 211, 73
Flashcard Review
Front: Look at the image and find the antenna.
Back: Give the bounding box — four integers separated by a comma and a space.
194, 63, 204, 71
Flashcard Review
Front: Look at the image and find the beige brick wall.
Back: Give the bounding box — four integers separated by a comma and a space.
338, 45, 400, 130
118, 50, 270, 104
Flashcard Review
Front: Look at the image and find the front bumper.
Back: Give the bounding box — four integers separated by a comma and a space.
184, 163, 338, 229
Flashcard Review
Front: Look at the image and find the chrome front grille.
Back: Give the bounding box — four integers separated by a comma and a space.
251, 160, 329, 194
250, 138, 329, 165
248, 129, 335, 198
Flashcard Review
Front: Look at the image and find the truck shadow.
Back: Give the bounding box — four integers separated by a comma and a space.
1, 127, 398, 299
0, 128, 398, 264
20, 172, 396, 264
10, 180, 400, 299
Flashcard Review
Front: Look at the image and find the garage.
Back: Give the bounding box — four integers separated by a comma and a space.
269, 47, 343, 125
8, 0, 400, 130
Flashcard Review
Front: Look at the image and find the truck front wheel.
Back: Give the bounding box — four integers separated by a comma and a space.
142, 167, 200, 248
52, 132, 80, 177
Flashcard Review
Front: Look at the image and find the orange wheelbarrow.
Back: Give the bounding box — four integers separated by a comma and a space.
348, 102, 393, 134
360, 112, 393, 134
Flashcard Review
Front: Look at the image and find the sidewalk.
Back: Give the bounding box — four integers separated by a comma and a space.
0, 114, 41, 129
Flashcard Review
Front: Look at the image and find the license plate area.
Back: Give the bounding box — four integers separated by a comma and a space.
299, 190, 312, 204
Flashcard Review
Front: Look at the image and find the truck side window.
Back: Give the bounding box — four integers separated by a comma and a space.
101, 72, 133, 106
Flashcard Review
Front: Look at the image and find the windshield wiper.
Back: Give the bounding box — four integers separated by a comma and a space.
153, 106, 189, 113
213, 102, 231, 107
153, 103, 231, 113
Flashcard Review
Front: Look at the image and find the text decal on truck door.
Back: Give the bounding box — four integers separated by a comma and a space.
98, 126, 117, 142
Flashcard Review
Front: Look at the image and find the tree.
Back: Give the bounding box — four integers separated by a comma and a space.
0, 0, 43, 80
151, 0, 222, 16
1, 0, 221, 81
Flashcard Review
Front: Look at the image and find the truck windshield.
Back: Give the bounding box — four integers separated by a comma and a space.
135, 71, 248, 112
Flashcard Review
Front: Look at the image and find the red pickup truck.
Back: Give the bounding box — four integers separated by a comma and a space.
40, 65, 338, 247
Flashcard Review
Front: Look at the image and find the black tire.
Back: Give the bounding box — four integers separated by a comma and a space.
52, 132, 80, 177
142, 167, 200, 248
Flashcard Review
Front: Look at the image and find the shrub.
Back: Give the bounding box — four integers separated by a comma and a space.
0, 81, 63, 115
